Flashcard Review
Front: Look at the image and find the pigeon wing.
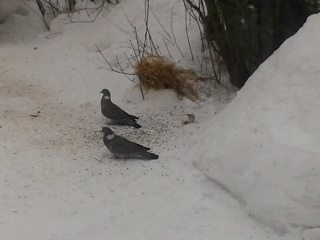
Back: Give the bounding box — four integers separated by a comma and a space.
111, 136, 150, 156
130, 151, 159, 160
117, 119, 141, 128
102, 101, 131, 120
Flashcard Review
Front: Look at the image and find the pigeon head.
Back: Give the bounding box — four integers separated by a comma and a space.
101, 127, 115, 140
100, 89, 111, 100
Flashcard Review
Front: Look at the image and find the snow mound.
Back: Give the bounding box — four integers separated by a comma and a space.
194, 14, 320, 231
0, 1, 46, 43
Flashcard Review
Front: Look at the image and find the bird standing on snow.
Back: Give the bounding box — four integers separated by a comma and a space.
101, 127, 159, 160
100, 89, 141, 128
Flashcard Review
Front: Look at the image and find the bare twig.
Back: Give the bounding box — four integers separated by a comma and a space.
95, 44, 136, 76
170, 2, 184, 57
149, 7, 171, 40
184, 0, 205, 52
183, 0, 223, 85
116, 55, 135, 81
139, 84, 145, 100
123, 52, 136, 69
120, 2, 135, 29
23, 0, 49, 29
197, 55, 202, 71
70, 1, 106, 23
142, 0, 151, 57
163, 38, 172, 58
90, 156, 103, 163
183, 1, 194, 60
35, 0, 45, 16
157, 31, 172, 44
129, 40, 140, 63
41, 0, 58, 15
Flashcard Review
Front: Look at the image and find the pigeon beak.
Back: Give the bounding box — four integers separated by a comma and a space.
99, 90, 103, 93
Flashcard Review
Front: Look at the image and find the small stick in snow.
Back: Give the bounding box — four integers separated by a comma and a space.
90, 156, 103, 163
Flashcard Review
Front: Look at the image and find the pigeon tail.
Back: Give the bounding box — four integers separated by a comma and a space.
128, 114, 139, 120
132, 122, 142, 129
118, 119, 141, 128
139, 152, 159, 160
132, 123, 141, 128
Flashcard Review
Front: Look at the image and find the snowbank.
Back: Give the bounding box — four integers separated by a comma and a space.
194, 13, 320, 232
0, 0, 46, 42
0, 0, 16, 23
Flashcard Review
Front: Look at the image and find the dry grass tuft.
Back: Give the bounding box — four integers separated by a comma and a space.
135, 55, 205, 101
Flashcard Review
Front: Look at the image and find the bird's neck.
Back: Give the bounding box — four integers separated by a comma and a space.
103, 134, 115, 142
103, 95, 111, 100
103, 135, 109, 145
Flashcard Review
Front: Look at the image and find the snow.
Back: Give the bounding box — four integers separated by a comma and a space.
194, 13, 320, 236
0, 0, 319, 239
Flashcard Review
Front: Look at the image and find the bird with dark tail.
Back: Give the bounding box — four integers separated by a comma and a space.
101, 127, 159, 160
100, 89, 141, 128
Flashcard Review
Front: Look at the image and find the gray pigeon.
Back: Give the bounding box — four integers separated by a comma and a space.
100, 89, 141, 128
101, 127, 159, 160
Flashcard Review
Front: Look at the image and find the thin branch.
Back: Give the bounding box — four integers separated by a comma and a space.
120, 1, 135, 29
116, 55, 135, 81
197, 55, 202, 71
124, 52, 136, 69
184, 0, 205, 20
139, 84, 145, 100
48, 0, 57, 17
42, 0, 59, 14
163, 38, 172, 58
90, 156, 103, 163
23, 0, 50, 29
157, 30, 172, 44
184, 0, 205, 52
184, 1, 194, 60
95, 44, 136, 76
142, 0, 150, 57
129, 40, 140, 63
70, 1, 105, 23
149, 7, 171, 40
170, 2, 184, 57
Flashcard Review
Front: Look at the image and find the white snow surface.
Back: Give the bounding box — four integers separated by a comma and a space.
0, 0, 318, 239
195, 14, 320, 234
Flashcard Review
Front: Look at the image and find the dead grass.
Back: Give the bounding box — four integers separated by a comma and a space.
135, 55, 205, 101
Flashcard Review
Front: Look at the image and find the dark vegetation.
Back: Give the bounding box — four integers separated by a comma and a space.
184, 0, 320, 88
